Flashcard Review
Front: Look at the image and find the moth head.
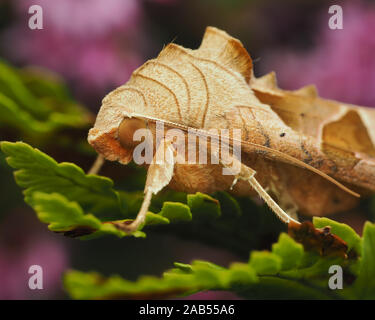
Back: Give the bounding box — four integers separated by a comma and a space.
117, 116, 147, 149
87, 86, 151, 164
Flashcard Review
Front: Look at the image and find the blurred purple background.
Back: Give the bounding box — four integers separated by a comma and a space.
0, 0, 374, 299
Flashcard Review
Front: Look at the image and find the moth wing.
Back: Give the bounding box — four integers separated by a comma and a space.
197, 26, 253, 82
251, 72, 375, 157
251, 72, 375, 192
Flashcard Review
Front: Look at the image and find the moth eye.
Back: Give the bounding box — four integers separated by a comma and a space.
118, 117, 147, 149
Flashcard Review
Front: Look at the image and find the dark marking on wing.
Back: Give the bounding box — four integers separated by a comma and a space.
314, 159, 324, 169
262, 133, 271, 148
329, 162, 339, 174
300, 142, 313, 165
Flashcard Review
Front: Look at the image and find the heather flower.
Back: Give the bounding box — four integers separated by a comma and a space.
263, 2, 375, 107
15, 0, 140, 38
0, 211, 68, 299
2, 0, 143, 98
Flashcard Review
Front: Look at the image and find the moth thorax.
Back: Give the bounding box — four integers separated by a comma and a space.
118, 117, 147, 149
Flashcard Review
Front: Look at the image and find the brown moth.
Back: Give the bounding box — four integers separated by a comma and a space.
88, 26, 374, 232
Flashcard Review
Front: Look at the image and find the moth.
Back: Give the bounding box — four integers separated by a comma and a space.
88, 27, 375, 232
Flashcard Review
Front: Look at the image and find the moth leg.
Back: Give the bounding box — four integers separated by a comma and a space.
267, 180, 300, 221
285, 205, 299, 222
115, 138, 176, 233
220, 155, 300, 225
116, 187, 153, 233
247, 173, 300, 224
88, 154, 105, 175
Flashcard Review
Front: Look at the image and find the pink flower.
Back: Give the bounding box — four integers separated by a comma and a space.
3, 0, 144, 97
0, 210, 69, 299
263, 1, 375, 107
15, 0, 140, 38
4, 27, 142, 93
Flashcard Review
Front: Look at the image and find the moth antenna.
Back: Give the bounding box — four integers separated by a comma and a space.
88, 154, 105, 175
239, 140, 360, 198
129, 113, 360, 198
244, 141, 358, 197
